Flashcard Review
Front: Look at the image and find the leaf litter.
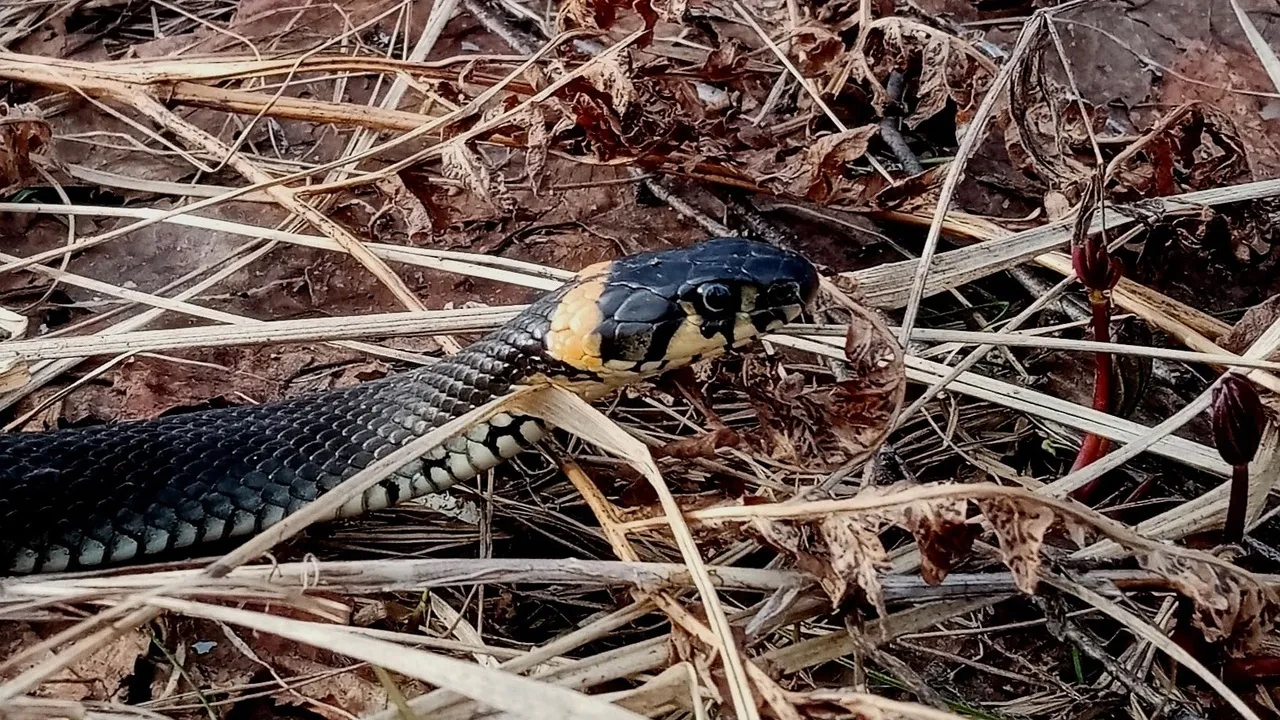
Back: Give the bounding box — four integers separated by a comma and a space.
4, 0, 1280, 718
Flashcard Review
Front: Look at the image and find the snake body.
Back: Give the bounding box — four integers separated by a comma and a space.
0, 239, 817, 575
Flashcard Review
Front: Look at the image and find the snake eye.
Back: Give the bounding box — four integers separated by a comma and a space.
698, 283, 733, 313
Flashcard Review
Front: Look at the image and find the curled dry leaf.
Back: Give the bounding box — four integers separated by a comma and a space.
580, 54, 638, 115
559, 0, 657, 34
819, 513, 889, 618
374, 175, 436, 242
440, 141, 517, 215
858, 18, 994, 136
1003, 50, 1100, 187
905, 35, 987, 141
520, 106, 551, 195
1223, 293, 1280, 358
1140, 551, 1280, 652
559, 54, 676, 162
791, 25, 845, 77
829, 305, 907, 464
0, 105, 52, 194
790, 125, 880, 204
747, 510, 889, 617
1109, 103, 1249, 200
899, 497, 976, 585
741, 304, 902, 471
668, 621, 727, 707
976, 496, 1055, 594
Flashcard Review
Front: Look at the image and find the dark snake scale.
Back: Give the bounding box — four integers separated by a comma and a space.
0, 239, 818, 575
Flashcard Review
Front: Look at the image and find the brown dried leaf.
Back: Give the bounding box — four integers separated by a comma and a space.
825, 307, 907, 464
581, 54, 637, 115
1141, 551, 1280, 652
1222, 293, 1280, 357
375, 175, 435, 242
520, 106, 551, 195
859, 18, 992, 135
742, 348, 898, 471
900, 498, 976, 585
976, 496, 1055, 594
748, 497, 890, 616
559, 0, 657, 33
905, 36, 952, 129
1109, 104, 1250, 201
668, 622, 728, 707
792, 26, 845, 77
700, 40, 750, 81
1003, 51, 1100, 186
2, 625, 148, 701
0, 106, 51, 194
440, 141, 517, 215
792, 125, 880, 204
819, 514, 888, 617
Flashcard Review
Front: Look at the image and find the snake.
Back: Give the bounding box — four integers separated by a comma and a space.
0, 238, 818, 575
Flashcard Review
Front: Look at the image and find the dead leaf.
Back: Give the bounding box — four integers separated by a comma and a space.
3, 625, 148, 702
520, 106, 551, 195
273, 656, 389, 720
791, 26, 845, 77
668, 623, 726, 706
827, 306, 906, 463
1141, 551, 1280, 652
375, 175, 435, 242
1109, 103, 1250, 201
905, 36, 952, 130
0, 105, 52, 194
1222, 293, 1280, 357
859, 17, 993, 138
976, 496, 1054, 594
559, 0, 657, 34
747, 491, 893, 616
900, 498, 976, 585
792, 125, 880, 204
1003, 49, 1099, 187
741, 340, 898, 472
819, 514, 888, 617
581, 54, 637, 115
440, 141, 517, 215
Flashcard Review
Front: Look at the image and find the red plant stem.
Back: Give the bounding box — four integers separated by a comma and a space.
1070, 293, 1114, 502
1225, 463, 1250, 544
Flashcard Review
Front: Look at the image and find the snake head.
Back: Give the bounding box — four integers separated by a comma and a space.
542, 238, 818, 380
